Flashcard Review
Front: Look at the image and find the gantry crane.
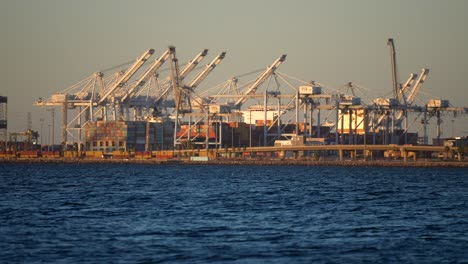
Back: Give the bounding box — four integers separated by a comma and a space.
186, 52, 226, 89
153, 48, 210, 107
375, 70, 429, 126
184, 51, 227, 109
179, 49, 209, 81
120, 47, 174, 104
399, 73, 417, 99
233, 54, 287, 109
405, 69, 429, 106
170, 51, 227, 114
169, 52, 228, 148
98, 49, 154, 105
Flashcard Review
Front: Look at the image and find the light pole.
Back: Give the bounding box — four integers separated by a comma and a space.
452, 119, 455, 138
40, 118, 44, 147
46, 108, 55, 151
48, 124, 51, 151
249, 110, 252, 148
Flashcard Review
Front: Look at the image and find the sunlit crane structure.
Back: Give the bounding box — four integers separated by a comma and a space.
33, 41, 468, 154
33, 47, 215, 149
170, 51, 227, 148
203, 55, 292, 146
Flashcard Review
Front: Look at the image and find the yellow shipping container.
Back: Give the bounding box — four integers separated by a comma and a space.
85, 151, 103, 158
112, 151, 129, 159
63, 151, 79, 158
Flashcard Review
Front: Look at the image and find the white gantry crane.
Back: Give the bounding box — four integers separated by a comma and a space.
375, 40, 429, 124
98, 49, 154, 106
232, 54, 287, 109
153, 48, 210, 108
171, 51, 227, 114
120, 47, 174, 104
184, 51, 227, 109
169, 51, 227, 148
405, 68, 429, 106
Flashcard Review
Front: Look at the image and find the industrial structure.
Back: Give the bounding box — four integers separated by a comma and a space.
0, 96, 7, 150
25, 39, 468, 160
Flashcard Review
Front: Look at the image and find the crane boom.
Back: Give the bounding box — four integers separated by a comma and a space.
233, 54, 287, 108
186, 52, 226, 88
399, 73, 417, 103
98, 49, 154, 105
402, 73, 417, 93
392, 69, 429, 123
121, 47, 174, 103
179, 49, 209, 81
387, 38, 401, 103
153, 49, 209, 104
407, 68, 429, 105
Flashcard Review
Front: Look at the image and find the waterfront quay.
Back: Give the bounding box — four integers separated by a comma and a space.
1, 144, 467, 168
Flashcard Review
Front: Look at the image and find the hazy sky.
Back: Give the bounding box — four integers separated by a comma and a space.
1, 0, 468, 142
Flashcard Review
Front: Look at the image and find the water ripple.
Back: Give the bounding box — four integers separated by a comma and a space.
1, 164, 468, 263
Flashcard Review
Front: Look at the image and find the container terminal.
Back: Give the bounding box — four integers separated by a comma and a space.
1, 39, 468, 163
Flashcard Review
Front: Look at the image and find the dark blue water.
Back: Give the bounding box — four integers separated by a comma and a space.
1, 164, 467, 263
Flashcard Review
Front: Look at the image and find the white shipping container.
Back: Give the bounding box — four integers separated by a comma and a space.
427, 99, 449, 108
373, 98, 398, 107
190, 156, 209, 162
51, 93, 72, 103
299, 86, 313, 95
209, 104, 230, 113
340, 96, 361, 105
299, 86, 322, 95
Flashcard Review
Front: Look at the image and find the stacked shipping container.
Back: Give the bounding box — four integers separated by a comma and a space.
85, 120, 173, 152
